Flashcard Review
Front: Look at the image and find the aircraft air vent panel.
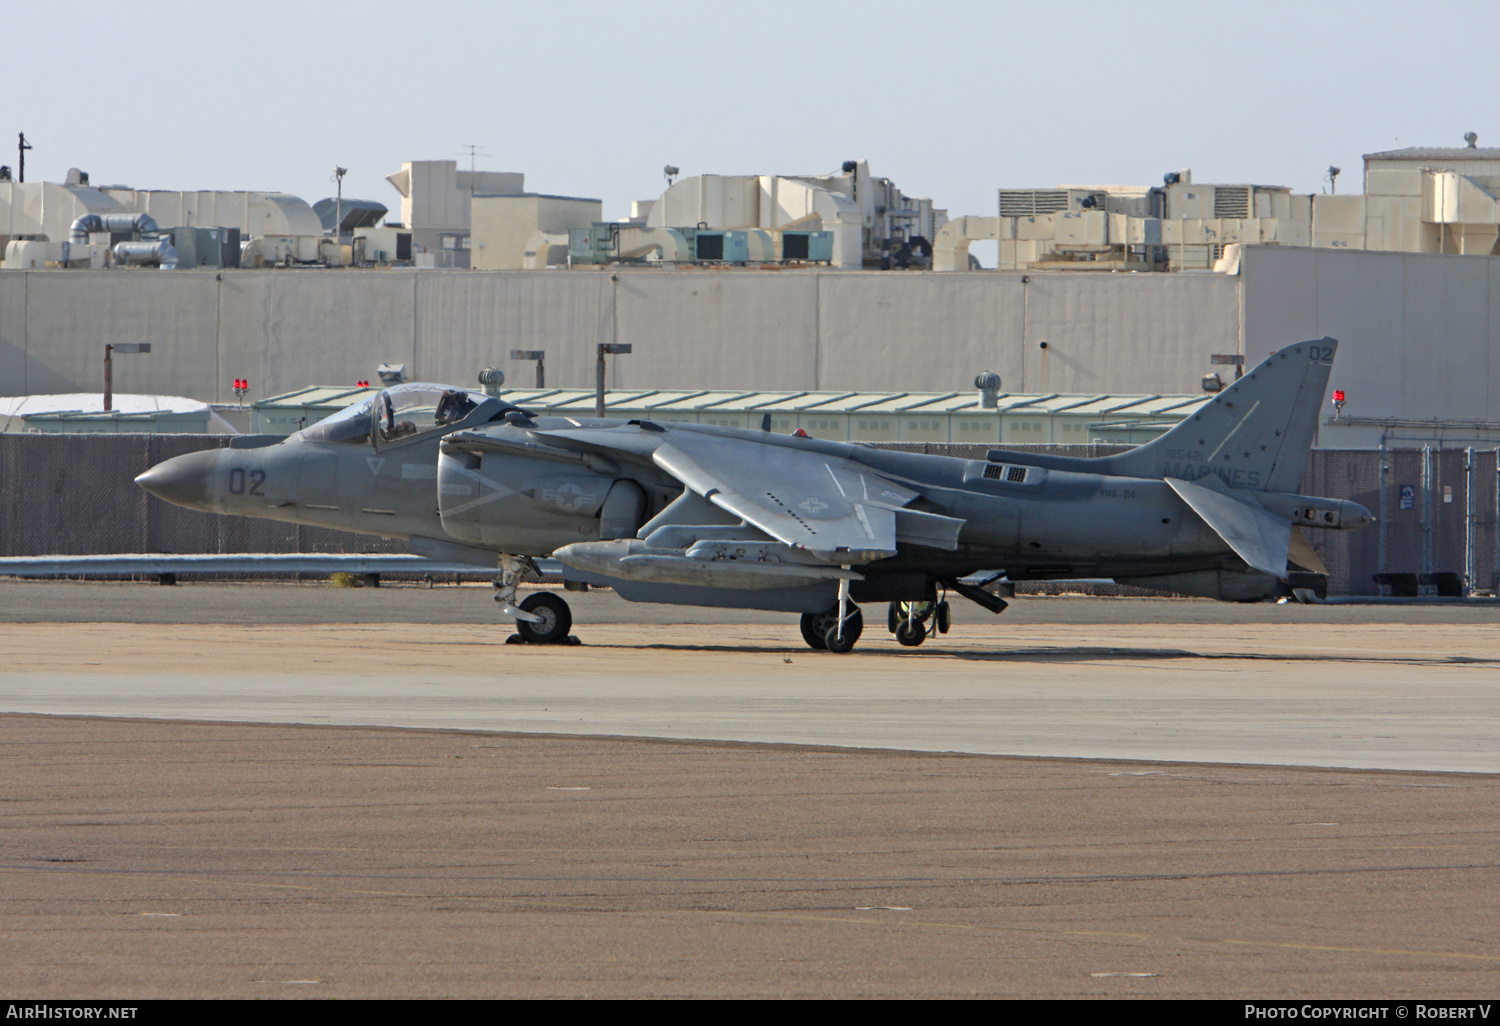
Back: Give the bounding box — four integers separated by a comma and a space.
981, 463, 1029, 483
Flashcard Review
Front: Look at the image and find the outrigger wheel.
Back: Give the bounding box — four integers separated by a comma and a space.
515, 592, 573, 644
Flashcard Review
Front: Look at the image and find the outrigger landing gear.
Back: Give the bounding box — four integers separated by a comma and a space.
495, 555, 577, 645
824, 574, 862, 653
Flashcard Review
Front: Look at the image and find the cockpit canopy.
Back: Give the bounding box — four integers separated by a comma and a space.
299, 384, 496, 446
299, 397, 375, 444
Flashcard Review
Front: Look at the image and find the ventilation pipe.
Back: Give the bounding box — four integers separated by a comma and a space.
70, 212, 178, 269
975, 371, 1002, 408
69, 212, 163, 243
113, 237, 178, 269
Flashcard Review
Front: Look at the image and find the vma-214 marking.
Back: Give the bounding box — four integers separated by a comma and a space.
137, 338, 1372, 653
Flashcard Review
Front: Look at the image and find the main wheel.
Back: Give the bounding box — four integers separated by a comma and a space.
823, 607, 864, 653
894, 619, 926, 647
516, 592, 572, 644
935, 600, 951, 635
800, 608, 834, 649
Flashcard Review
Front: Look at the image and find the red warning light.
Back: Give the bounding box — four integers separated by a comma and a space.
1332, 390, 1345, 403
356, 380, 370, 388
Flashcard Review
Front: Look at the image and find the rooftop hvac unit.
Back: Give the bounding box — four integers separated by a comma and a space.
779, 231, 834, 263
568, 226, 615, 264
1213, 187, 1251, 219
168, 227, 241, 268
1000, 190, 1071, 217
693, 231, 749, 263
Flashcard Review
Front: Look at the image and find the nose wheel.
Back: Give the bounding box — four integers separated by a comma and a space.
514, 592, 574, 644
495, 556, 579, 645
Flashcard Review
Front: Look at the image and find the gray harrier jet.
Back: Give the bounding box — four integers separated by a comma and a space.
137, 338, 1371, 652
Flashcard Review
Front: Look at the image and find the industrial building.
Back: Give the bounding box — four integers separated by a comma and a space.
2, 140, 1499, 451
934, 137, 1500, 272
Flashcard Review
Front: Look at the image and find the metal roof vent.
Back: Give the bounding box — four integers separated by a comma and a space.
1465, 131, 1479, 148
377, 363, 407, 386
478, 368, 506, 397
975, 371, 1002, 408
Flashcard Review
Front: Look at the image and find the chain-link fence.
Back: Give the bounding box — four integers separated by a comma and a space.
2, 435, 1496, 595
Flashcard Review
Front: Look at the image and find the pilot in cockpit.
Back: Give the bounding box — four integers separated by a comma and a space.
434, 390, 470, 427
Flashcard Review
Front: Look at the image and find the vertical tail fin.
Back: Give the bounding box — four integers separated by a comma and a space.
1108, 337, 1336, 492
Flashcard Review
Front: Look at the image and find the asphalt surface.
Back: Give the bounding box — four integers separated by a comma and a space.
0, 579, 1496, 998
4, 716, 1498, 1000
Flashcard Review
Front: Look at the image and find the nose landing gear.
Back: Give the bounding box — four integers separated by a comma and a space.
495, 555, 579, 645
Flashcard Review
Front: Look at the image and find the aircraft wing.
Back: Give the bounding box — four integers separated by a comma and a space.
1166, 476, 1292, 579
648, 431, 962, 563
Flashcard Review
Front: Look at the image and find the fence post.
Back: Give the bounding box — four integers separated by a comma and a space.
1421, 446, 1434, 582
1377, 445, 1389, 578
1464, 447, 1475, 596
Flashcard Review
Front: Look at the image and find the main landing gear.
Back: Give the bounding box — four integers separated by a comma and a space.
495, 555, 578, 645
798, 577, 1007, 653
887, 598, 951, 647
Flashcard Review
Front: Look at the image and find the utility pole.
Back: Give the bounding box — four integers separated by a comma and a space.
332, 166, 347, 238
103, 343, 151, 412
18, 132, 32, 183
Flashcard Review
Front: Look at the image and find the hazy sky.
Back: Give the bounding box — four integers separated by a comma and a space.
5, 0, 1497, 230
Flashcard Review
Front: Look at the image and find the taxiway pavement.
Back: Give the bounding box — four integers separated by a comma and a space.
1, 581, 1496, 998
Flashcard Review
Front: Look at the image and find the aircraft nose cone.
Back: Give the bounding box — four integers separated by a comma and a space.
135, 449, 222, 511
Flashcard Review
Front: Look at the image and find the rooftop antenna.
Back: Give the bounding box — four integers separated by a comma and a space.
457, 144, 491, 193
1326, 165, 1341, 194
18, 132, 32, 183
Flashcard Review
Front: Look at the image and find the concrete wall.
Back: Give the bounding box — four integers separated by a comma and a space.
0, 266, 1244, 404
3, 248, 1497, 449
1241, 246, 1500, 447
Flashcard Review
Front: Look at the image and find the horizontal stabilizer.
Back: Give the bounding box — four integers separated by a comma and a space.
1167, 476, 1291, 578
